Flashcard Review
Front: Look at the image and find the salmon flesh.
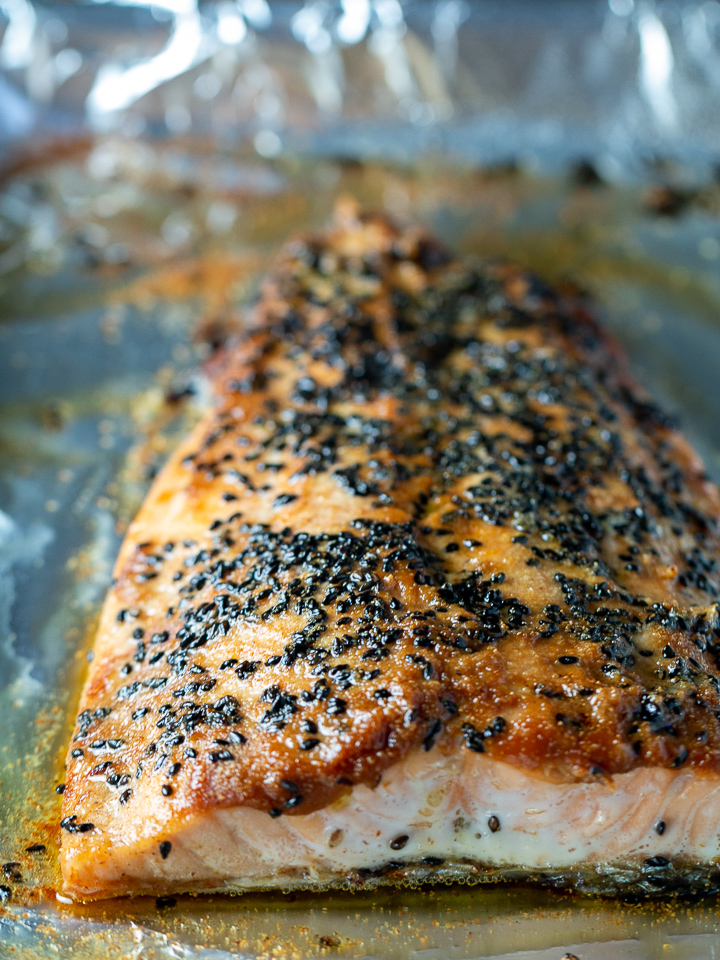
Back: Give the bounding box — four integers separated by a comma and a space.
61, 202, 720, 900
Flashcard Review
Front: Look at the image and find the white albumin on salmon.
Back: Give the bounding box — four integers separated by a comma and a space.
61, 200, 720, 900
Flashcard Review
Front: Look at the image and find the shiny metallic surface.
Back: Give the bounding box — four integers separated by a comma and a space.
1, 2, 720, 956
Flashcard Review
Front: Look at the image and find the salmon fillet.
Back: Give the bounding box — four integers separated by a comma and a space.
60, 200, 720, 900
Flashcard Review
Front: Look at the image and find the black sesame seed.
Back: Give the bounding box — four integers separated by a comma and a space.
159, 841, 172, 859
319, 935, 341, 948
423, 718, 442, 751
488, 816, 500, 833
654, 820, 666, 836
644, 855, 669, 868
390, 835, 408, 850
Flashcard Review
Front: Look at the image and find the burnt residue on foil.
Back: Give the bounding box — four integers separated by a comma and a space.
0, 140, 719, 956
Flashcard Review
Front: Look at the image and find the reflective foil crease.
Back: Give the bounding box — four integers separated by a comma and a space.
1, 1, 720, 168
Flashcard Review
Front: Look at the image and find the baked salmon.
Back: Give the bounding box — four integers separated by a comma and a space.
60, 200, 720, 900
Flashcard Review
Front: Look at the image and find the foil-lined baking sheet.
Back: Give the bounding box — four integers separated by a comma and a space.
0, 138, 720, 959
1, 0, 720, 957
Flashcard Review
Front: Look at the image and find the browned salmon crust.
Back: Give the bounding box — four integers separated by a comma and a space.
61, 201, 720, 899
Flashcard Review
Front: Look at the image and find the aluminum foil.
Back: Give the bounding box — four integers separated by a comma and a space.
1, 2, 720, 958
1, 0, 720, 169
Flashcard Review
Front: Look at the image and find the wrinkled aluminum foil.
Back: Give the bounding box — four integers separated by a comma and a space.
1, 0, 720, 169
1, 2, 720, 959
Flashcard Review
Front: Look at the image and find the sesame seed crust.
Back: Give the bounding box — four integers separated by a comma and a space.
62, 201, 720, 862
